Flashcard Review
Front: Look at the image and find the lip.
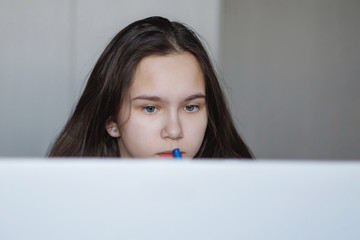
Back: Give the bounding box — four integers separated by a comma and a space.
157, 150, 184, 158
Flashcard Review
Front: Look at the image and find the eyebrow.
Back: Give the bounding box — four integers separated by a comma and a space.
132, 93, 206, 102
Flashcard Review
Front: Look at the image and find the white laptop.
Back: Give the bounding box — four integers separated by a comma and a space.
0, 159, 359, 240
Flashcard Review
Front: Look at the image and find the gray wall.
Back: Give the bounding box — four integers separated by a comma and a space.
0, 0, 221, 156
220, 0, 360, 159
1, 0, 359, 159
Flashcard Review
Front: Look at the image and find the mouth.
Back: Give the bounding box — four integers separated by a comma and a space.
157, 150, 184, 158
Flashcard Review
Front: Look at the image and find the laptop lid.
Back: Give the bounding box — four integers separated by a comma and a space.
1, 159, 359, 240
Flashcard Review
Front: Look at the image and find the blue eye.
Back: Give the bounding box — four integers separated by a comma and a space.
184, 105, 198, 112
143, 105, 158, 113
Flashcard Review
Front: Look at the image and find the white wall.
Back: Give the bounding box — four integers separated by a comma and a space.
0, 0, 221, 156
220, 0, 360, 159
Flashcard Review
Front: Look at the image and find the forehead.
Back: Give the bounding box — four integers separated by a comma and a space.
130, 52, 205, 98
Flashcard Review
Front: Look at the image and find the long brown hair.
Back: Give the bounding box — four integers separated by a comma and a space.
48, 16, 254, 158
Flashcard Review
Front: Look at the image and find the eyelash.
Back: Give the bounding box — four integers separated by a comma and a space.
142, 104, 199, 114
184, 104, 199, 112
142, 105, 158, 114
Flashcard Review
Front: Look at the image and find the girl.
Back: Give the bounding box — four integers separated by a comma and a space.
48, 16, 254, 159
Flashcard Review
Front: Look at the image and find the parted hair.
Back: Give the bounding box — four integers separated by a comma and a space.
48, 16, 254, 158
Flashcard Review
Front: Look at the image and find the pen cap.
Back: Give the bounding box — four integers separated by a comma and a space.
172, 148, 182, 159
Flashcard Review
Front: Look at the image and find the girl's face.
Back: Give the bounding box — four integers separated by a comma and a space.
106, 52, 208, 158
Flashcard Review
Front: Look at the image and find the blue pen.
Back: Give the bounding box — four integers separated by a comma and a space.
172, 148, 182, 159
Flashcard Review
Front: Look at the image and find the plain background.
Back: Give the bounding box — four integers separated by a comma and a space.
0, 0, 359, 159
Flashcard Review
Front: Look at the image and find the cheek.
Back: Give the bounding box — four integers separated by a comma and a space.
119, 115, 161, 156
183, 112, 208, 151
120, 111, 154, 137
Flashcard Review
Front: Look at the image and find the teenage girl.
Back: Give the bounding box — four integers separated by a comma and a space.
48, 16, 254, 159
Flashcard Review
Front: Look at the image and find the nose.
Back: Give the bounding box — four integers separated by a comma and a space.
161, 111, 184, 140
